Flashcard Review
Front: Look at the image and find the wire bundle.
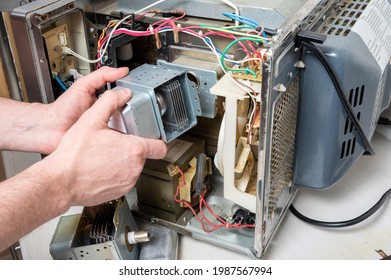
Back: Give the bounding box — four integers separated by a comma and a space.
173, 167, 255, 233
88, 8, 268, 141
64, 2, 270, 230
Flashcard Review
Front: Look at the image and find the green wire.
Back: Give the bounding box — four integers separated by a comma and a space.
200, 24, 264, 39
220, 25, 253, 30
220, 37, 264, 77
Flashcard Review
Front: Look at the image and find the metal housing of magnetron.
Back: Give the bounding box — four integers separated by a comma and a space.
6, 0, 391, 259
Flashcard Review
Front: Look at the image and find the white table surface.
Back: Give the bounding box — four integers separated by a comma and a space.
20, 126, 391, 260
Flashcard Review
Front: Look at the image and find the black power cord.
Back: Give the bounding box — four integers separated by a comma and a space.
378, 117, 391, 126
290, 187, 391, 228
300, 40, 375, 155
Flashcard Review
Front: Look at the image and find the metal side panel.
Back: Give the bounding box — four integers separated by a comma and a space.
10, 0, 90, 103
254, 0, 335, 258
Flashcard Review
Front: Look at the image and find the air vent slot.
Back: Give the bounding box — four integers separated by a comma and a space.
340, 84, 365, 159
319, 0, 370, 37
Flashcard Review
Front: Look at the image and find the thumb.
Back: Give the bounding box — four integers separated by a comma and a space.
86, 88, 131, 124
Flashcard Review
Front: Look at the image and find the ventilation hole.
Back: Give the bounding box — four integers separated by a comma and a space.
350, 20, 356, 27
80, 255, 84, 258
357, 112, 361, 120
343, 29, 351, 36
351, 137, 357, 155
356, 12, 362, 18
335, 28, 343, 36
348, 3, 354, 8
342, 11, 348, 16
336, 18, 342, 25
346, 139, 351, 157
359, 86, 364, 105
349, 89, 354, 104
341, 141, 346, 159
96, 249, 100, 252
355, 4, 361, 9
350, 120, 354, 133
349, 11, 355, 17
328, 27, 336, 35
344, 117, 350, 135
342, 19, 349, 26
361, 4, 367, 10
321, 26, 328, 33
354, 87, 359, 107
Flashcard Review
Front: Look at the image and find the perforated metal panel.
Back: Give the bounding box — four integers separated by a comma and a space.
319, 0, 370, 37
268, 77, 300, 215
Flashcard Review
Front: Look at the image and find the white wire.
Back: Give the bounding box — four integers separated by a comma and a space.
193, 31, 259, 144
135, 0, 167, 13
63, 0, 168, 64
65, 0, 245, 64
221, 0, 240, 26
99, 0, 168, 60
225, 56, 261, 65
62, 47, 99, 64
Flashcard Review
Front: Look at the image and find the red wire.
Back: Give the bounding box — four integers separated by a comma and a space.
151, 11, 186, 27
174, 167, 255, 232
199, 194, 225, 229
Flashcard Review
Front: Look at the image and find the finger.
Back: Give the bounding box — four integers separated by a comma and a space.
138, 138, 168, 160
86, 88, 131, 123
74, 67, 129, 96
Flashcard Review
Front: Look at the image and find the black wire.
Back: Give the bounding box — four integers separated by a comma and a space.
378, 117, 391, 126
290, 187, 391, 228
301, 41, 375, 155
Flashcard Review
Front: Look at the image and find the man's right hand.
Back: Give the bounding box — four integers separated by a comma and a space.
42, 87, 167, 207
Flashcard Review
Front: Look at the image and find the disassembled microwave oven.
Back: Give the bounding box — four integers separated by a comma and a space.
7, 0, 391, 259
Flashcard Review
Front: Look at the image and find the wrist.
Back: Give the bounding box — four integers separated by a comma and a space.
0, 99, 56, 154
23, 155, 74, 216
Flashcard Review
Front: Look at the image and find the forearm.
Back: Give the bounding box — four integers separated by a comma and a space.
0, 97, 56, 154
0, 158, 71, 252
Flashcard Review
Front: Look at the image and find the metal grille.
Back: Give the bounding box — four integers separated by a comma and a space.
157, 79, 189, 132
89, 204, 115, 244
268, 77, 300, 215
371, 71, 387, 134
319, 0, 370, 37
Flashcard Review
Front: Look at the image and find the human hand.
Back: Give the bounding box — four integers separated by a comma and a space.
42, 87, 167, 207
41, 66, 129, 154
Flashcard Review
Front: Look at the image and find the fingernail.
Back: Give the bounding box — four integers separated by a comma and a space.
117, 66, 129, 72
118, 88, 131, 96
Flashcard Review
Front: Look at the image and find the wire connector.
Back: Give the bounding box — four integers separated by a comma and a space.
61, 46, 71, 54
296, 30, 327, 47
166, 163, 179, 177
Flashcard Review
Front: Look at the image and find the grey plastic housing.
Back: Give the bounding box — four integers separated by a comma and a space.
111, 64, 201, 143
294, 31, 391, 189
